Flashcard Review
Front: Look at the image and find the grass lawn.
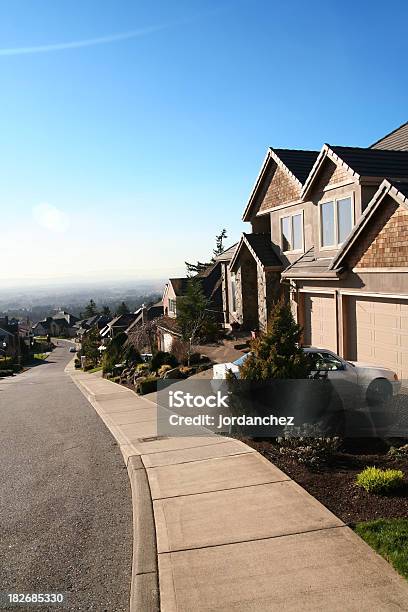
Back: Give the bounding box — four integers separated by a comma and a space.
33, 353, 48, 360
86, 365, 103, 374
355, 518, 408, 580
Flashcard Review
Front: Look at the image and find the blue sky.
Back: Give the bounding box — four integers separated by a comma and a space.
1, 0, 408, 286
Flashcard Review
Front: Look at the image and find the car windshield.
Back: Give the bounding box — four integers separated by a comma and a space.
233, 353, 250, 367
308, 351, 344, 371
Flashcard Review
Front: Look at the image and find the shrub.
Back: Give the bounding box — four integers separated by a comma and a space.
151, 351, 178, 372
179, 366, 193, 377
240, 299, 312, 380
158, 364, 172, 377
137, 376, 159, 395
83, 363, 96, 372
356, 467, 405, 494
278, 425, 341, 469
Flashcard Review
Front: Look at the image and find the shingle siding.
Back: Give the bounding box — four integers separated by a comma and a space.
350, 197, 408, 268
259, 165, 301, 212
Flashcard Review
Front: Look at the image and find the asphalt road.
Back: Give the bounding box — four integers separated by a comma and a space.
0, 344, 132, 611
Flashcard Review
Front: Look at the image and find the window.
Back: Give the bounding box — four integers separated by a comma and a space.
309, 351, 344, 372
168, 299, 177, 314
320, 196, 353, 247
280, 212, 303, 252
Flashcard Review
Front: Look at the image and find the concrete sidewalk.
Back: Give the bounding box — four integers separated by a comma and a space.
66, 362, 408, 611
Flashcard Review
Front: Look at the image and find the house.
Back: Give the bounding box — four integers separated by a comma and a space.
230, 121, 408, 380
158, 254, 236, 351
99, 313, 139, 342
125, 301, 164, 335
32, 310, 78, 338
75, 314, 112, 338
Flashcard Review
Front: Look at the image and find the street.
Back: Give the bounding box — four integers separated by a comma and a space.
0, 344, 132, 611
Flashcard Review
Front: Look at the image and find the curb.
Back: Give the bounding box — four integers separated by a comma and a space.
65, 363, 160, 612
127, 456, 160, 612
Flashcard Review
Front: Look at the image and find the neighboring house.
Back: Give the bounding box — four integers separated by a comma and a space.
32, 317, 71, 337
76, 314, 112, 338
125, 301, 164, 335
52, 310, 79, 326
230, 121, 408, 380
156, 315, 182, 353
158, 254, 236, 350
162, 278, 189, 318
32, 311, 78, 338
214, 243, 238, 327
99, 313, 139, 342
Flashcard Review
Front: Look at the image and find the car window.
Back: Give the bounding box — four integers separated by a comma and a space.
309, 351, 343, 371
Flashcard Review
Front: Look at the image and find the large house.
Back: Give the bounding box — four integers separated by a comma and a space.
158, 252, 236, 351
32, 310, 78, 338
229, 121, 408, 380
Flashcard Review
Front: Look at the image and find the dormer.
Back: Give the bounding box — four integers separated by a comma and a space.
242, 147, 319, 234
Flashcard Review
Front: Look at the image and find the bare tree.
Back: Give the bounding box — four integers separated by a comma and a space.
126, 319, 158, 354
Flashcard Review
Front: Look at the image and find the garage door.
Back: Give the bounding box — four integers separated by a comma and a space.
303, 293, 337, 352
348, 296, 408, 380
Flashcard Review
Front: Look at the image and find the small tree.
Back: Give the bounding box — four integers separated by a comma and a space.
176, 279, 215, 364
102, 331, 128, 373
240, 299, 312, 380
84, 299, 98, 318
80, 327, 100, 365
116, 301, 130, 316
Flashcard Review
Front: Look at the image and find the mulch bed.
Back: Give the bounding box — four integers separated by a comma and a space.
243, 438, 408, 524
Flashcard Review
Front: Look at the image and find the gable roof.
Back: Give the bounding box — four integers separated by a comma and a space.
242, 147, 319, 221
169, 277, 190, 296
230, 233, 283, 271
371, 121, 408, 151
214, 243, 238, 262
302, 144, 408, 198
330, 179, 408, 271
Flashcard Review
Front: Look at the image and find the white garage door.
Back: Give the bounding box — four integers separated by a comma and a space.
348, 296, 408, 380
303, 293, 337, 352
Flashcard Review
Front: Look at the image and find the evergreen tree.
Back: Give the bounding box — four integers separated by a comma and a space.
213, 228, 227, 257
81, 327, 100, 365
116, 301, 130, 315
84, 299, 98, 318
101, 305, 111, 317
240, 299, 312, 380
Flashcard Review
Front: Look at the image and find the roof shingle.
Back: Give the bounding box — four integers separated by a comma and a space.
330, 146, 408, 178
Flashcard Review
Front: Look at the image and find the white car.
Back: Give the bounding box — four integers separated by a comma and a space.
213, 347, 400, 405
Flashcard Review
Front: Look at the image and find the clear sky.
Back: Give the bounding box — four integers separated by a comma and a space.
1, 0, 408, 287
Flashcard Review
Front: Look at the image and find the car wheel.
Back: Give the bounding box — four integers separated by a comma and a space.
366, 378, 392, 406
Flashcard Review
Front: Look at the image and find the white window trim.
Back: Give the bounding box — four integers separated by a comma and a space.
318, 194, 354, 250
168, 298, 177, 314
279, 209, 304, 255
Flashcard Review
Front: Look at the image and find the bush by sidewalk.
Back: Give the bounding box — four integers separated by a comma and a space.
356, 467, 405, 495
